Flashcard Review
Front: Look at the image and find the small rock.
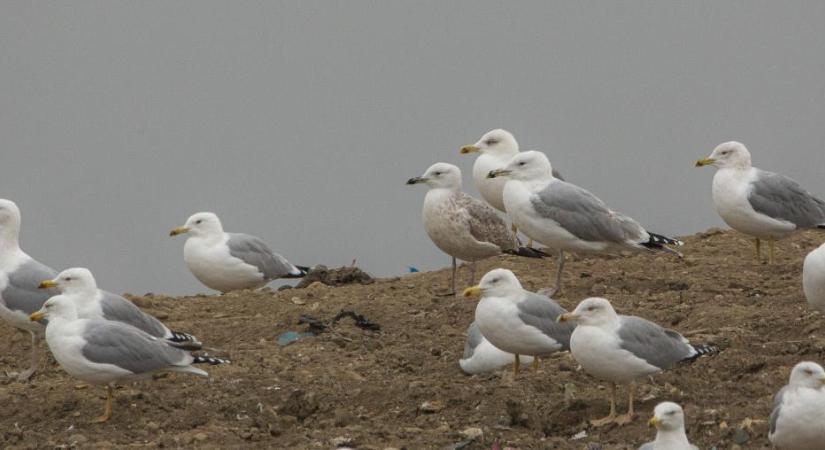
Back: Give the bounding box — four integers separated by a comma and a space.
146, 421, 159, 431
732, 427, 750, 445
290, 297, 305, 305
460, 427, 483, 441
419, 400, 444, 413
590, 283, 607, 296
69, 434, 88, 445
193, 433, 208, 442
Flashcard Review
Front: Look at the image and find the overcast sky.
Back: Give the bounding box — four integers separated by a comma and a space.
2, 2, 824, 295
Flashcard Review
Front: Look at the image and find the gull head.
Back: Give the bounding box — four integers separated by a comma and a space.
488, 150, 554, 181
171, 212, 224, 238
789, 361, 825, 389
462, 268, 522, 299
40, 267, 97, 295
696, 141, 751, 170
460, 129, 518, 156
406, 163, 462, 190
648, 402, 686, 431
29, 295, 78, 323
0, 199, 22, 240
558, 297, 618, 326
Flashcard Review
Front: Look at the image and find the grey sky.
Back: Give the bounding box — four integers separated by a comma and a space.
2, 2, 824, 295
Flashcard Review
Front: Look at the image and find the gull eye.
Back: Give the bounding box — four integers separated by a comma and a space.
485, 138, 498, 145
804, 368, 814, 375
433, 171, 442, 176
587, 306, 596, 311
666, 410, 676, 416
518, 161, 526, 166
195, 219, 203, 224
64, 277, 71, 281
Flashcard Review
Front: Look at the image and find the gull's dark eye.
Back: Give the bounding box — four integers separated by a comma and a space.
196, 220, 203, 224
491, 278, 499, 283
64, 277, 71, 281
587, 306, 596, 311
433, 171, 442, 176
485, 138, 499, 146
666, 411, 675, 416
721, 150, 730, 155
518, 161, 526, 166
804, 368, 814, 375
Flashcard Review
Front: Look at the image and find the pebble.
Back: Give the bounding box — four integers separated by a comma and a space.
68, 434, 88, 445
460, 427, 483, 441
419, 400, 444, 413
732, 427, 750, 445
194, 433, 208, 442
290, 297, 306, 305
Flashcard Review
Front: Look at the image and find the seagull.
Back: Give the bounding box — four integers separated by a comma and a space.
459, 321, 533, 375
463, 268, 574, 376
696, 141, 825, 264
769, 361, 825, 450
39, 268, 201, 349
29, 295, 228, 423
407, 163, 544, 295
0, 199, 59, 381
803, 243, 825, 313
488, 151, 682, 296
640, 402, 698, 450
559, 297, 718, 426
170, 212, 308, 293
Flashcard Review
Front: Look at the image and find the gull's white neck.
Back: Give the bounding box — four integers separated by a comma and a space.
654, 428, 692, 448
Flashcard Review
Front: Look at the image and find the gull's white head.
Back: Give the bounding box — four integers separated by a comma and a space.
488, 150, 554, 182
648, 402, 687, 431
559, 297, 619, 326
460, 129, 519, 157
788, 361, 825, 389
170, 212, 224, 238
696, 141, 752, 170
462, 268, 523, 299
29, 295, 78, 323
40, 267, 98, 295
406, 163, 462, 190
0, 199, 22, 245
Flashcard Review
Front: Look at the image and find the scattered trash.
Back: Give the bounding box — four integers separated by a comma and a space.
276, 331, 315, 346
408, 266, 420, 273
294, 264, 374, 288
571, 430, 587, 440
298, 309, 381, 333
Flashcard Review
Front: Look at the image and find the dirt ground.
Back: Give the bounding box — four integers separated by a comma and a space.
2, 228, 824, 449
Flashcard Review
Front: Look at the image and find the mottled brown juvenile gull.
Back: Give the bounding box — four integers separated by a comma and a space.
640, 402, 697, 450
459, 321, 533, 375
0, 199, 59, 380
29, 295, 228, 422
696, 141, 825, 263
769, 361, 825, 450
559, 298, 718, 426
407, 163, 544, 295
39, 268, 200, 349
170, 212, 308, 293
489, 151, 681, 296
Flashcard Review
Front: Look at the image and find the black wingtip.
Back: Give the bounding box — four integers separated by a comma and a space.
680, 344, 720, 364
193, 355, 230, 365
283, 265, 310, 279
640, 232, 684, 256
505, 247, 550, 259
167, 331, 202, 350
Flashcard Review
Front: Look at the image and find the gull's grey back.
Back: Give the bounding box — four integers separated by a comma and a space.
749, 170, 825, 228
99, 290, 168, 338
2, 259, 58, 314
226, 233, 296, 279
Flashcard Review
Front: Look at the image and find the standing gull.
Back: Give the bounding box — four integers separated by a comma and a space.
640, 402, 698, 450
39, 268, 201, 349
170, 212, 308, 293
463, 268, 574, 375
29, 295, 228, 423
803, 243, 825, 313
769, 361, 825, 450
559, 297, 718, 426
459, 321, 533, 375
696, 141, 825, 263
407, 163, 544, 295
0, 199, 59, 380
489, 151, 681, 296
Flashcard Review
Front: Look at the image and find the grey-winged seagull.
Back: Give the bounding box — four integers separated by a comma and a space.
769, 361, 825, 450
640, 402, 698, 450
803, 243, 825, 313
459, 321, 534, 375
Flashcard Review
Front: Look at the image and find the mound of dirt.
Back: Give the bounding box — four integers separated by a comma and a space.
2, 229, 825, 449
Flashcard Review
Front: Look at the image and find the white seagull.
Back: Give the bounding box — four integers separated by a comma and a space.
769, 361, 825, 450
489, 151, 681, 296
696, 141, 825, 263
559, 297, 718, 426
803, 243, 825, 313
39, 268, 201, 349
639, 402, 698, 450
407, 163, 544, 295
459, 321, 534, 375
463, 268, 574, 376
170, 212, 307, 293
0, 199, 59, 380
29, 295, 228, 423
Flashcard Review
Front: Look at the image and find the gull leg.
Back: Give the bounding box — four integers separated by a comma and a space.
590, 383, 618, 427
437, 257, 458, 297
769, 239, 776, 265
546, 250, 565, 297
527, 238, 533, 248
17, 332, 39, 382
615, 382, 636, 425
532, 356, 539, 372
511, 223, 521, 244
754, 238, 761, 261
513, 354, 521, 377
93, 385, 114, 423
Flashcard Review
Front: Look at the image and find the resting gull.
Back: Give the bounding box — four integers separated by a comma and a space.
803, 243, 825, 313
459, 321, 533, 375
769, 361, 825, 450
407, 163, 544, 295
463, 268, 573, 375
696, 141, 825, 263
170, 212, 308, 293
39, 268, 201, 349
0, 199, 59, 380
488, 151, 681, 296
559, 297, 718, 426
640, 402, 698, 450
29, 295, 228, 422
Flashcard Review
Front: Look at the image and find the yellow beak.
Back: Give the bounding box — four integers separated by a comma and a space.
648, 416, 661, 428
169, 226, 190, 237
695, 157, 716, 167
29, 311, 45, 322
460, 145, 480, 155
487, 168, 512, 179
38, 280, 58, 289
557, 313, 579, 323
462, 286, 483, 298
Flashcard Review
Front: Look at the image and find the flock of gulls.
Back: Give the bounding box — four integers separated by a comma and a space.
0, 128, 824, 448
408, 129, 825, 449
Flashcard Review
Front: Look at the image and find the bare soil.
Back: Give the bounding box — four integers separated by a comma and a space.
2, 229, 825, 449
